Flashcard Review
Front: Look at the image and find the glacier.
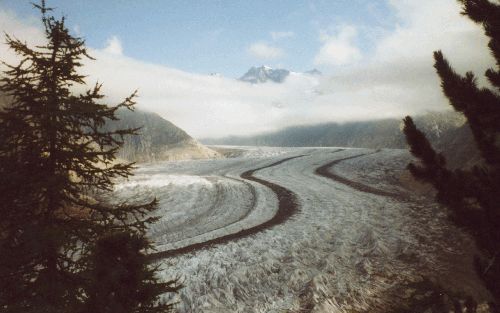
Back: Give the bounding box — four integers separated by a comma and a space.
113, 147, 486, 312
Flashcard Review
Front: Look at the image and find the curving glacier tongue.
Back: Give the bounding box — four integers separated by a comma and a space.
113, 146, 483, 313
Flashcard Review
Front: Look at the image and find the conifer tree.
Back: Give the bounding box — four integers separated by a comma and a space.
403, 0, 500, 306
0, 1, 179, 312
84, 232, 180, 313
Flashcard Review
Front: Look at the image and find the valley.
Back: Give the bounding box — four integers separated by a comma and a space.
1, 1, 497, 312
114, 147, 485, 312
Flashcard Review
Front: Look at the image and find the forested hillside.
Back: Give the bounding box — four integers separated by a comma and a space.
204, 111, 477, 168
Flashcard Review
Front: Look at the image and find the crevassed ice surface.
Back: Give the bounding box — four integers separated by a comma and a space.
113, 147, 483, 313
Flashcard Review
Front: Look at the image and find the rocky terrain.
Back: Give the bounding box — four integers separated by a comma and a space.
0, 94, 219, 163
105, 109, 220, 163
239, 65, 321, 84
204, 111, 478, 168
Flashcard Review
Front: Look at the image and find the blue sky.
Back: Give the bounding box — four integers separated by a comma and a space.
0, 0, 397, 77
0, 0, 492, 138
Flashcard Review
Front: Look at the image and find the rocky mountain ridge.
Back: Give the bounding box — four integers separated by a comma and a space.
103, 109, 220, 163
0, 94, 219, 163
203, 111, 478, 168
239, 65, 321, 84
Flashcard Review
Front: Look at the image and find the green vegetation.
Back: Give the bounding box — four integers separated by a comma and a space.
403, 0, 500, 310
0, 1, 179, 312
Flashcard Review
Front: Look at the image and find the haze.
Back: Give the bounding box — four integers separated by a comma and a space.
0, 0, 493, 138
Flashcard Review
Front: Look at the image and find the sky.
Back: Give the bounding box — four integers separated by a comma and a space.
0, 0, 495, 138
0, 0, 397, 77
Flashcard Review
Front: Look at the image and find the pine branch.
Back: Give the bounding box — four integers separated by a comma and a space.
0, 2, 180, 311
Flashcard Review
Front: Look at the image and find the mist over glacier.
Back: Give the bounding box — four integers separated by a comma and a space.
0, 0, 494, 139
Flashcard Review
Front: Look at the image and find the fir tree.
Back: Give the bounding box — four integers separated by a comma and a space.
403, 0, 500, 307
84, 231, 181, 313
0, 1, 179, 312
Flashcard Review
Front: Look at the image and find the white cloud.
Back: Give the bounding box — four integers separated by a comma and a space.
270, 31, 294, 41
374, 0, 492, 76
314, 25, 362, 66
0, 9, 45, 67
103, 36, 123, 55
81, 51, 320, 138
0, 0, 495, 139
248, 42, 284, 59
309, 0, 493, 124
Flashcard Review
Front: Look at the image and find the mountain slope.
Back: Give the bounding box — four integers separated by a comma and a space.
239, 66, 321, 84
203, 111, 476, 168
105, 109, 220, 163
239, 66, 290, 83
1, 91, 218, 163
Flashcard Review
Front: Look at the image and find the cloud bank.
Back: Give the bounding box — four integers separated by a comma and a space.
103, 36, 123, 55
0, 0, 495, 139
314, 25, 362, 66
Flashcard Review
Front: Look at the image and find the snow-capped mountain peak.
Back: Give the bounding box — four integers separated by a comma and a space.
239, 66, 322, 84
239, 65, 291, 84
